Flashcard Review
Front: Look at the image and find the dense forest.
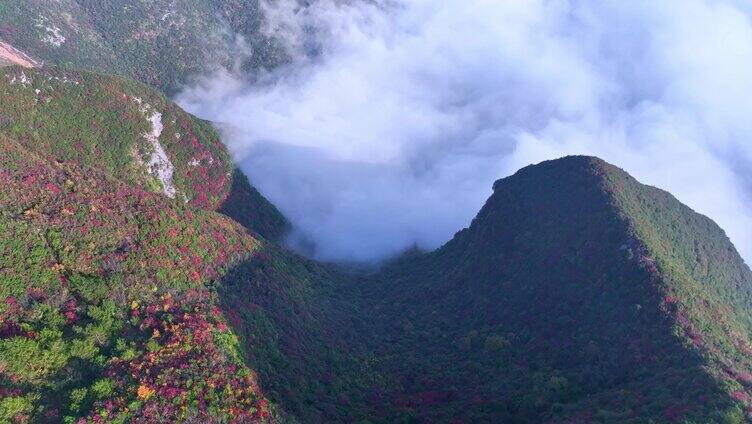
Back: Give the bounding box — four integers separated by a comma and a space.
3, 2, 752, 423
3, 69, 752, 422
0, 0, 285, 93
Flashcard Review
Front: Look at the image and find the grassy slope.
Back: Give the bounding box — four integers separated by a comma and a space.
0, 0, 285, 94
358, 157, 752, 423
0, 66, 288, 240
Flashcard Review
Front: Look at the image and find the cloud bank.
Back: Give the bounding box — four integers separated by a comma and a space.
179, 0, 752, 263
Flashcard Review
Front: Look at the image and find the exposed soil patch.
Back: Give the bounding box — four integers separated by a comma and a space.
0, 40, 39, 67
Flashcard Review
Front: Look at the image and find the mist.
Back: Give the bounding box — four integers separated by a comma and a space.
178, 0, 752, 263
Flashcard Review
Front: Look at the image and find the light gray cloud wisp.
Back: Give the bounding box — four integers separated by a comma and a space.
179, 0, 752, 263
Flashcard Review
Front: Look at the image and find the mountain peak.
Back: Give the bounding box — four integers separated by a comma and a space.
3, 2, 752, 422
491, 155, 626, 197
363, 154, 752, 423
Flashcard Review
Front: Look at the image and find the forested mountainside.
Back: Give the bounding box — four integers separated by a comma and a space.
5, 97, 752, 423
0, 0, 284, 93
0, 99, 368, 423
0, 65, 368, 424
3, 24, 752, 423
0, 66, 288, 240
0, 133, 278, 423
356, 157, 752, 423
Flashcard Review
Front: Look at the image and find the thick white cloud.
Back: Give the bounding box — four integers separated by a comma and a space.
179, 0, 752, 263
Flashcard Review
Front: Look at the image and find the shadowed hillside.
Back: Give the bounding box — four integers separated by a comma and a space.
354, 157, 752, 423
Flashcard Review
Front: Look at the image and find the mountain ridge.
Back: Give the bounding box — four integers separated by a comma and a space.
0, 0, 285, 93
351, 156, 752, 423
0, 65, 289, 241
3, 61, 752, 423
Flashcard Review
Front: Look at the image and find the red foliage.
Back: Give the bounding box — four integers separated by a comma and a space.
45, 182, 61, 195
0, 25, 17, 38
731, 390, 750, 402
89, 290, 272, 423
22, 175, 37, 186
663, 404, 689, 421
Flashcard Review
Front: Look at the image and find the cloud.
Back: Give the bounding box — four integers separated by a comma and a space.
178, 0, 752, 263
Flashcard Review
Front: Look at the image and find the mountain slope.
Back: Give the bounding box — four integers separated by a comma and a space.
0, 0, 284, 93
0, 134, 278, 423
0, 131, 375, 423
0, 64, 374, 424
0, 122, 379, 424
0, 66, 288, 240
358, 156, 752, 423
4, 58, 752, 424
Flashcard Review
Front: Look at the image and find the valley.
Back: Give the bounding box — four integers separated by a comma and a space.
2, 2, 752, 423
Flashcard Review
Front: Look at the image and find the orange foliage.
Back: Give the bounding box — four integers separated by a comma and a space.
137, 384, 155, 400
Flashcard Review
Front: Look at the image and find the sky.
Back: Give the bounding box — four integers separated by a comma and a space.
179, 0, 752, 263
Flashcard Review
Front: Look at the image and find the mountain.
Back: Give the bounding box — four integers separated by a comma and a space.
0, 129, 377, 423
0, 0, 284, 93
0, 66, 288, 240
0, 100, 359, 424
0, 65, 366, 424
355, 156, 752, 423
0, 132, 279, 422
3, 65, 752, 423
